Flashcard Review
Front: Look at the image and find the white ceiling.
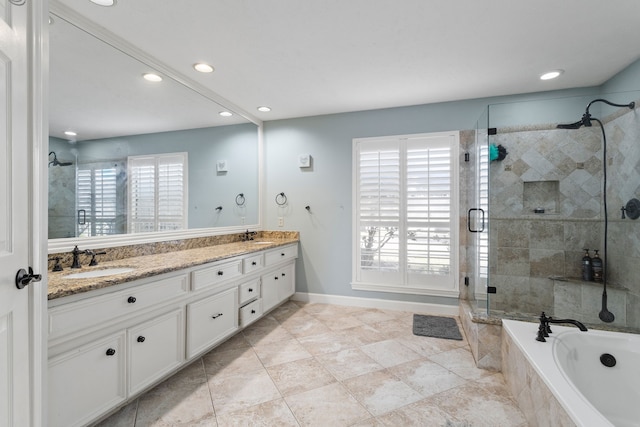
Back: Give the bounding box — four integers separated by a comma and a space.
54, 0, 640, 124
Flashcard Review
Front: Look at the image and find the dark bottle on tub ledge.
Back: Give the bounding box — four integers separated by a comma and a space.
581, 249, 593, 281
592, 250, 603, 282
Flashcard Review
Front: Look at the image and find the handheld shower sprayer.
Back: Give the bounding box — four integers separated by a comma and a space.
557, 98, 636, 323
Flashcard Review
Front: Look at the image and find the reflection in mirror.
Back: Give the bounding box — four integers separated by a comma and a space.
48, 13, 259, 241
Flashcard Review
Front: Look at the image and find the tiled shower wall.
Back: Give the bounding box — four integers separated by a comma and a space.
488, 106, 640, 329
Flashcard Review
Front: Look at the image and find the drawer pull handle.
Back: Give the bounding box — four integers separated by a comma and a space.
251, 309, 256, 314
137, 336, 146, 343
106, 348, 116, 356
212, 313, 224, 319
248, 288, 253, 292
217, 271, 224, 276
127, 296, 136, 304
282, 273, 286, 277
252, 261, 257, 266
274, 276, 279, 280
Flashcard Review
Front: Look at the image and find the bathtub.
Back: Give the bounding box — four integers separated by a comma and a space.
502, 319, 640, 427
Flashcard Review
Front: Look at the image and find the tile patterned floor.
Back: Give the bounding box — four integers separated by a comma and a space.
95, 301, 528, 427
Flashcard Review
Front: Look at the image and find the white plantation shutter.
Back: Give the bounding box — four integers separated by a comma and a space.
76, 163, 119, 237
128, 153, 187, 233
353, 132, 459, 296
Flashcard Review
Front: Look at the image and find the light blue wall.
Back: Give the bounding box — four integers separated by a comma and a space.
264, 87, 605, 306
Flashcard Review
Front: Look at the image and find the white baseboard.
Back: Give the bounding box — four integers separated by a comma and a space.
291, 292, 459, 316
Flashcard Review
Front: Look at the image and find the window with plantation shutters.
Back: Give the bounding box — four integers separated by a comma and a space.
353, 132, 459, 296
128, 153, 187, 233
76, 162, 122, 237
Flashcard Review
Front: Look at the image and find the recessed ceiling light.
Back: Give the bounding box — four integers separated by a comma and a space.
89, 0, 116, 6
64, 131, 77, 137
193, 63, 214, 73
142, 73, 163, 82
257, 106, 272, 112
219, 111, 233, 117
540, 70, 564, 81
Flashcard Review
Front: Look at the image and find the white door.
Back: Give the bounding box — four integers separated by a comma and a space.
0, 2, 39, 426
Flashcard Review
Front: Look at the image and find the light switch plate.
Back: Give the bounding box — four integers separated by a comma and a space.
298, 154, 311, 168
217, 160, 228, 172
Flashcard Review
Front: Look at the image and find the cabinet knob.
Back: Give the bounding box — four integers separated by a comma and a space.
281, 253, 285, 257
282, 273, 286, 277
252, 261, 257, 266
251, 309, 256, 314
137, 336, 145, 343
248, 288, 253, 292
106, 348, 116, 356
212, 313, 224, 319
274, 276, 279, 280
127, 296, 136, 304
217, 271, 224, 276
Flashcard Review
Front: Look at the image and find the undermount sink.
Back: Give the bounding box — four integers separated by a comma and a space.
64, 267, 135, 279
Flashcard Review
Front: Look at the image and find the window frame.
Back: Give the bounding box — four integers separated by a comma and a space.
351, 131, 460, 297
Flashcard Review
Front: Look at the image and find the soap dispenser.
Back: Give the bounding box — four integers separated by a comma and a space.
581, 249, 593, 281
592, 250, 603, 282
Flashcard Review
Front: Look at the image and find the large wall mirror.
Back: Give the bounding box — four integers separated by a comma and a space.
48, 8, 261, 252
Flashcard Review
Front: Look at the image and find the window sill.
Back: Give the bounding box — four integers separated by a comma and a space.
351, 281, 459, 298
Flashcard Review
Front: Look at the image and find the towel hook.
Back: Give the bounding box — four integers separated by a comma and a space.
275, 192, 288, 206
215, 206, 223, 212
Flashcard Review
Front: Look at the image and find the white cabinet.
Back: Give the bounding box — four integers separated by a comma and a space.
262, 261, 296, 313
186, 286, 238, 358
48, 332, 126, 427
128, 309, 184, 395
48, 242, 297, 427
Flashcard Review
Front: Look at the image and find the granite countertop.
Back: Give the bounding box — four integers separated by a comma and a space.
47, 238, 298, 300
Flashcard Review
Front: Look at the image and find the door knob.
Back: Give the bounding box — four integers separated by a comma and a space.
15, 267, 42, 289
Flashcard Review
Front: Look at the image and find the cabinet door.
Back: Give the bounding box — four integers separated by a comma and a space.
186, 287, 238, 358
128, 309, 184, 395
261, 262, 295, 313
48, 332, 126, 427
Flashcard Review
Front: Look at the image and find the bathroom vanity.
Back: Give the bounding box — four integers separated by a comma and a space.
46, 239, 297, 427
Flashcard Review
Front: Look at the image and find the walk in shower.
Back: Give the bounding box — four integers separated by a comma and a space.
468, 90, 640, 332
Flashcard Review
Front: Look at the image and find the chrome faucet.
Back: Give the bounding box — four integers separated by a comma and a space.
536, 312, 587, 342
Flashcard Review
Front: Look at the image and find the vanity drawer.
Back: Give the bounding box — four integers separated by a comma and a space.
243, 253, 264, 274
264, 244, 298, 266
238, 278, 260, 305
239, 299, 263, 328
186, 287, 238, 358
49, 273, 189, 340
191, 259, 243, 291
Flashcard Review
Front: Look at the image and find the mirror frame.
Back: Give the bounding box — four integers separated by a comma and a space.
47, 2, 264, 253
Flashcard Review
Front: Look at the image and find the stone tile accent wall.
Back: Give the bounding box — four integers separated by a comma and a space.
459, 300, 502, 371
501, 328, 577, 427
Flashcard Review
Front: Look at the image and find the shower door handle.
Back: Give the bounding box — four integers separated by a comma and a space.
467, 208, 485, 233
78, 209, 86, 225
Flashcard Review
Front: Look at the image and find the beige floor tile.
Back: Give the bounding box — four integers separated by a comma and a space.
376, 397, 462, 427
396, 333, 467, 357
135, 361, 217, 427
208, 368, 281, 415
359, 339, 422, 368
202, 346, 264, 378
269, 300, 307, 323
340, 324, 388, 344
428, 382, 528, 427
297, 330, 362, 355
318, 314, 365, 331
214, 398, 299, 427
280, 315, 332, 338
242, 321, 295, 346
208, 332, 251, 353
428, 347, 492, 381
266, 356, 336, 396
316, 348, 384, 381
349, 418, 385, 427
389, 358, 468, 397
343, 370, 423, 416
370, 318, 413, 339
351, 309, 396, 325
285, 383, 371, 427
253, 338, 313, 367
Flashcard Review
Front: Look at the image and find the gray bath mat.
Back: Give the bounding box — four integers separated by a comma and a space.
413, 314, 463, 340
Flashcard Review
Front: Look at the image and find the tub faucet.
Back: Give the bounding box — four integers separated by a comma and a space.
536, 312, 587, 342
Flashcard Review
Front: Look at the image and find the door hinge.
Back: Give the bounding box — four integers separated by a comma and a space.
464, 152, 470, 162
488, 128, 497, 135
487, 286, 497, 294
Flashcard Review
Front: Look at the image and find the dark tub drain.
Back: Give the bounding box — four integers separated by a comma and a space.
600, 353, 616, 367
